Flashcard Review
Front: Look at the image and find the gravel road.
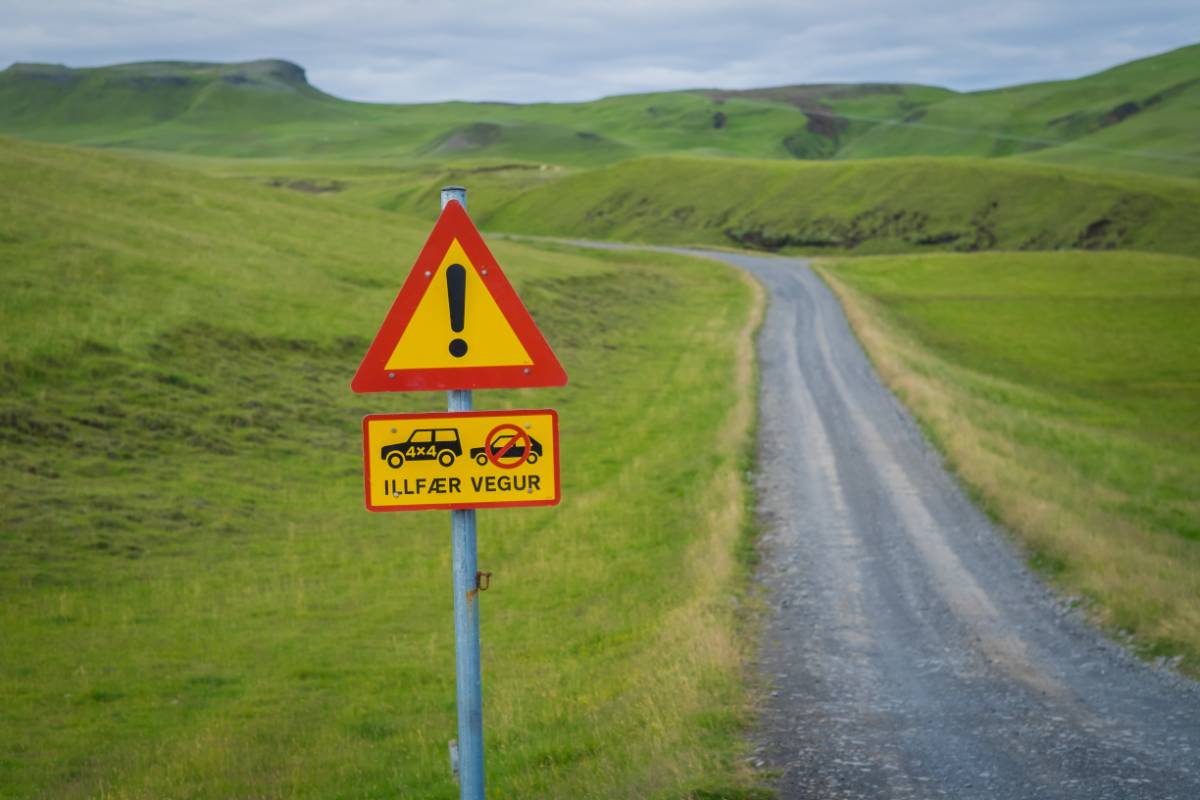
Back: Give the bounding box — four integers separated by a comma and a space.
717, 251, 1200, 800
550, 239, 1199, 798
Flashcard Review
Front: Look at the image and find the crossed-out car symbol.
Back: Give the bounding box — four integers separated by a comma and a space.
469, 433, 542, 466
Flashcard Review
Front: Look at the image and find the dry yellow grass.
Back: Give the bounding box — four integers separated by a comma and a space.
820, 264, 1200, 675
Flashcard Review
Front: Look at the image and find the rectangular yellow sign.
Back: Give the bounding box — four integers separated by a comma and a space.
362, 409, 560, 511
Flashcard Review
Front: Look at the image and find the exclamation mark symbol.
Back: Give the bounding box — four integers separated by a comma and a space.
447, 263, 468, 358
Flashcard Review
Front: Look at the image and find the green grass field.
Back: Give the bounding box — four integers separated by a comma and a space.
0, 137, 767, 799
818, 251, 1200, 672
166, 154, 574, 225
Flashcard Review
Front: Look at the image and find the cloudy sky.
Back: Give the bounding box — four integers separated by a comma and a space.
4, 1, 1198, 103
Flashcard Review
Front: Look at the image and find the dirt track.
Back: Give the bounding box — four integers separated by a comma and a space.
720, 251, 1200, 799
553, 240, 1200, 798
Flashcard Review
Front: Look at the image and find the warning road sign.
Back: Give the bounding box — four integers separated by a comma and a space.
351, 200, 567, 392
362, 409, 560, 512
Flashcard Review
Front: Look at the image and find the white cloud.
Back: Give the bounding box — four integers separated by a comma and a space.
2, 1, 1197, 102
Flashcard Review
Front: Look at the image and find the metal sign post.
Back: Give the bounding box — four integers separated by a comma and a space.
443, 186, 485, 800
353, 183, 565, 800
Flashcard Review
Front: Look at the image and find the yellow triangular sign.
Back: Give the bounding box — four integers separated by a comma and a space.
351, 200, 567, 392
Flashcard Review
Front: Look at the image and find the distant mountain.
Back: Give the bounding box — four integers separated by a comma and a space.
1, 44, 1197, 175
0, 57, 948, 164
1, 59, 335, 122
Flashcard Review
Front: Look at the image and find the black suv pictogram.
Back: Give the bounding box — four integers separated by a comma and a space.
381, 428, 462, 468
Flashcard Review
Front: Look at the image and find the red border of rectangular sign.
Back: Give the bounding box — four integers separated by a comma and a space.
362, 409, 561, 512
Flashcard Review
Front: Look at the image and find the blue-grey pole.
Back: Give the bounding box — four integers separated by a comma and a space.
442, 185, 485, 800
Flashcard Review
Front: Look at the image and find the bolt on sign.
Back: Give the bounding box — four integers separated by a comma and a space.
351, 199, 567, 393
362, 410, 561, 511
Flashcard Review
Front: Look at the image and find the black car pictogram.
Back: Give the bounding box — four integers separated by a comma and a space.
381, 428, 462, 468
470, 434, 542, 466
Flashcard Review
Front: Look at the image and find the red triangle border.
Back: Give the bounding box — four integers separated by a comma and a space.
350, 200, 567, 393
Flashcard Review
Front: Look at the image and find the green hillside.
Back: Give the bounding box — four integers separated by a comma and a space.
2, 44, 1198, 175
840, 43, 1200, 177
0, 59, 946, 165
0, 136, 763, 798
0, 60, 349, 145
483, 156, 1200, 256
819, 250, 1200, 670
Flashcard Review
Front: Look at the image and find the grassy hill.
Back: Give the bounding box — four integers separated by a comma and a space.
483, 155, 1200, 257
0, 60, 351, 149
3, 43, 1197, 174
840, 43, 1200, 177
0, 58, 946, 165
0, 136, 764, 798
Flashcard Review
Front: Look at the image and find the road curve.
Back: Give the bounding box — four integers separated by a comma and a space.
547, 240, 1200, 798
713, 251, 1200, 800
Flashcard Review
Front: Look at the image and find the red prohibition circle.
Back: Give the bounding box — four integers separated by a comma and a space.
484, 423, 532, 470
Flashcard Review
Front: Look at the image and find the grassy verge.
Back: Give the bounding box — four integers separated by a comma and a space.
817, 251, 1200, 673
0, 137, 767, 798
